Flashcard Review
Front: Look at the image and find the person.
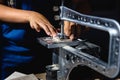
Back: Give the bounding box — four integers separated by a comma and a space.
0, 0, 75, 80
1, 0, 107, 79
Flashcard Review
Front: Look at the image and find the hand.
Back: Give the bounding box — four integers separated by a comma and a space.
64, 20, 88, 40
27, 11, 57, 37
64, 21, 72, 39
64, 20, 75, 40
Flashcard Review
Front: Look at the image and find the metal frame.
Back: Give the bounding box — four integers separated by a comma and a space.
57, 6, 120, 80
38, 5, 120, 80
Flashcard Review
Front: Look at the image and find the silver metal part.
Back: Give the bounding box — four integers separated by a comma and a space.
37, 34, 80, 48
46, 64, 59, 80
60, 20, 64, 39
56, 6, 120, 79
38, 5, 120, 79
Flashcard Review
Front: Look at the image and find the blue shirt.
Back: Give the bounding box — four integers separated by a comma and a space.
0, 0, 60, 76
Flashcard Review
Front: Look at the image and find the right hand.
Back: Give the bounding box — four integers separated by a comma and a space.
27, 11, 57, 37
64, 20, 76, 40
64, 20, 89, 40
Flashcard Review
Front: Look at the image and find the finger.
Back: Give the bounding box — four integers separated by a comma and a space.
64, 21, 71, 36
70, 22, 75, 26
46, 24, 57, 37
38, 18, 57, 36
64, 21, 71, 30
34, 22, 41, 32
30, 22, 35, 29
37, 22, 51, 36
38, 16, 57, 36
69, 34, 74, 40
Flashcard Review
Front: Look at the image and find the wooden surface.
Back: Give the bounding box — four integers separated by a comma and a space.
35, 72, 120, 80
35, 73, 46, 80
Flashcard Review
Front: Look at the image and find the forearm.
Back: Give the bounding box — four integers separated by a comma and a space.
0, 4, 57, 36
0, 4, 30, 23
